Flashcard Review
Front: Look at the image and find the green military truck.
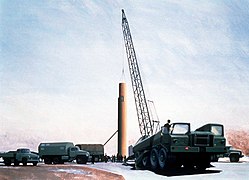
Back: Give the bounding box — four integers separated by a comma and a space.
76, 144, 104, 162
133, 123, 228, 170
222, 147, 244, 162
38, 142, 90, 164
0, 148, 39, 166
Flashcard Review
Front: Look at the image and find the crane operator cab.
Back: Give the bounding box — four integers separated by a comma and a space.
161, 123, 190, 135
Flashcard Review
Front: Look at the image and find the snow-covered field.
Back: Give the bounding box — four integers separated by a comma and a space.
0, 158, 248, 179
219, 156, 249, 163
86, 158, 249, 180
240, 156, 249, 162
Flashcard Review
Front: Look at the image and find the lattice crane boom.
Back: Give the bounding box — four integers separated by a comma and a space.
121, 9, 153, 137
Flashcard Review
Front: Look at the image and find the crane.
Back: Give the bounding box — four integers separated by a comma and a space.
121, 10, 227, 171
121, 9, 154, 137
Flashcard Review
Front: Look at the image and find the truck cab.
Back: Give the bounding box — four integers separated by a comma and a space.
195, 124, 227, 152
68, 146, 80, 158
0, 148, 39, 166
222, 146, 244, 162
133, 122, 228, 170
68, 146, 88, 162
39, 142, 90, 164
76, 144, 105, 162
15, 148, 39, 166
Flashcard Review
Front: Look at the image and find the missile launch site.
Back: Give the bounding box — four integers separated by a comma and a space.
1, 1, 249, 180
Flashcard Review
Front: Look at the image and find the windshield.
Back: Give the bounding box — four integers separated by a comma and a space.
172, 124, 189, 134
71, 147, 79, 151
211, 125, 223, 136
18, 149, 30, 153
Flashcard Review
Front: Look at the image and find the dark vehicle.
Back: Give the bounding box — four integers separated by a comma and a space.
133, 123, 228, 170
38, 142, 90, 164
76, 144, 104, 162
0, 148, 39, 166
224, 147, 244, 162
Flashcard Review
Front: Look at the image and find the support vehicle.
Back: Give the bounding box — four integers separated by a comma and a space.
76, 144, 104, 162
222, 147, 244, 162
38, 142, 90, 164
0, 148, 39, 166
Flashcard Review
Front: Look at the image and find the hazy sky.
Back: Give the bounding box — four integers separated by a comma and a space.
1, 0, 249, 154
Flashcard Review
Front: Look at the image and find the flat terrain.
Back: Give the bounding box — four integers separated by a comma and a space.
0, 164, 124, 180
0, 157, 248, 180
92, 158, 249, 180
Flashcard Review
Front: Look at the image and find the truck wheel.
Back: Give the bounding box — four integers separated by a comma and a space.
134, 152, 144, 169
4, 158, 11, 166
158, 148, 167, 170
44, 157, 52, 164
76, 156, 87, 164
230, 154, 239, 162
150, 148, 158, 170
142, 155, 150, 169
53, 157, 60, 164
22, 158, 27, 166
33, 162, 38, 166
14, 160, 19, 166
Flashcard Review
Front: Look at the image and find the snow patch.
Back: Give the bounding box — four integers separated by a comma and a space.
241, 156, 249, 162
0, 166, 20, 169
219, 156, 249, 163
51, 168, 92, 175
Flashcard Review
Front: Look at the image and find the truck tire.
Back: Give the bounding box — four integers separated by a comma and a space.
4, 158, 11, 166
230, 154, 239, 162
14, 160, 19, 166
158, 148, 167, 170
22, 158, 27, 166
33, 162, 38, 166
44, 157, 52, 164
142, 154, 150, 169
134, 152, 143, 169
76, 156, 87, 164
53, 157, 61, 164
150, 148, 158, 170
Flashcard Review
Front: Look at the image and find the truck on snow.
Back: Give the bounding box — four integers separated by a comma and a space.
0, 148, 39, 166
133, 123, 228, 170
221, 147, 244, 162
76, 144, 104, 162
38, 142, 90, 164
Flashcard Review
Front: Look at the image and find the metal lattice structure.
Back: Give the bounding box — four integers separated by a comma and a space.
121, 9, 153, 137
147, 100, 160, 135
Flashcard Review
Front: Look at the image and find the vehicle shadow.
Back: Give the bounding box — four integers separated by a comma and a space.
154, 168, 221, 177
128, 164, 221, 177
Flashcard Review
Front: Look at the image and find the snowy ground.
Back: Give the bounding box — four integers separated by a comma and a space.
85, 157, 249, 180
0, 157, 248, 179
218, 156, 249, 163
